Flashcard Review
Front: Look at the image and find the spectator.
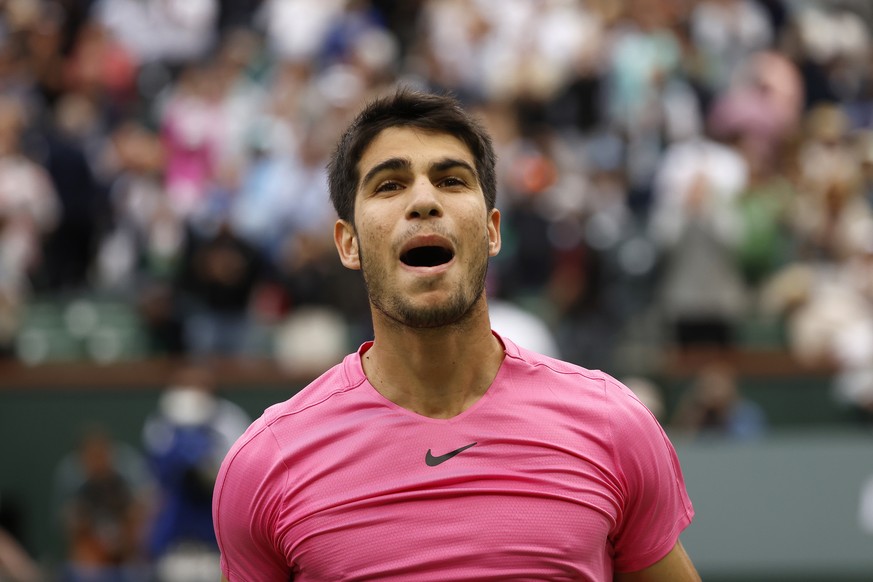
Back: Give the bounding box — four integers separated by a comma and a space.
230, 119, 335, 265
175, 213, 266, 357
23, 1, 67, 109
158, 63, 222, 219
94, 0, 218, 66
36, 96, 110, 293
671, 361, 768, 440
792, 103, 871, 263
731, 126, 798, 288
603, 0, 700, 213
0, 95, 60, 281
53, 426, 153, 582
604, 0, 684, 134
63, 18, 139, 117
0, 0, 872, 413
689, 0, 774, 94
707, 50, 804, 169
204, 29, 268, 171
94, 120, 174, 292
274, 227, 371, 346
0, 95, 60, 352
141, 366, 250, 580
791, 4, 871, 110
647, 117, 749, 349
258, 0, 346, 64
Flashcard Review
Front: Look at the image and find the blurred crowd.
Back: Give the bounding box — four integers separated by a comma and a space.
1, 1, 873, 578
47, 367, 249, 582
1, 0, 873, 412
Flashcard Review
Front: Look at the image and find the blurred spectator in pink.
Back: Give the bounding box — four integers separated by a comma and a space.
708, 50, 804, 169
708, 51, 805, 287
159, 63, 223, 218
202, 29, 268, 173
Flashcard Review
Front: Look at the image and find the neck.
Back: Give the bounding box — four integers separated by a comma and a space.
362, 297, 505, 419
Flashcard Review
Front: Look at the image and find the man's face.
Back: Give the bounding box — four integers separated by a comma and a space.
334, 126, 501, 329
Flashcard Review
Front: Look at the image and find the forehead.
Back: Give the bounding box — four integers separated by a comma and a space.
357, 127, 475, 180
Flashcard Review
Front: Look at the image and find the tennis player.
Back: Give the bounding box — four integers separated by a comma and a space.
213, 88, 700, 581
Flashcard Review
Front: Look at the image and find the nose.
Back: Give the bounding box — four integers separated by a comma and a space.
406, 178, 443, 220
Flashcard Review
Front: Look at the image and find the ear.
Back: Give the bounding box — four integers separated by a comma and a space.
487, 208, 501, 257
334, 219, 361, 270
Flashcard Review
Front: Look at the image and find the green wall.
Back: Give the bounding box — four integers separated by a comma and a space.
2, 373, 872, 580
0, 383, 304, 567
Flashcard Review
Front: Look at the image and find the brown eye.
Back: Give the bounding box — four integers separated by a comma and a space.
376, 181, 402, 193
439, 177, 466, 188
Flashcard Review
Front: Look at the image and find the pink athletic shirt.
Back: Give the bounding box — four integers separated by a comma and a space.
213, 334, 694, 581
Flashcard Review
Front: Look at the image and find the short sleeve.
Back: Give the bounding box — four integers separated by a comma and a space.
213, 417, 292, 581
607, 379, 694, 572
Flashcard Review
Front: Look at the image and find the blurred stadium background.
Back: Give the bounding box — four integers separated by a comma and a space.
0, 0, 873, 580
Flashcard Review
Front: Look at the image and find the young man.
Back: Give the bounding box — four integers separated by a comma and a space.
213, 89, 699, 581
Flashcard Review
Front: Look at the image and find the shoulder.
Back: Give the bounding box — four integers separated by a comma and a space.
217, 354, 363, 484
255, 348, 367, 430
503, 337, 645, 408
502, 336, 600, 380
501, 337, 665, 449
213, 356, 364, 536
262, 358, 362, 424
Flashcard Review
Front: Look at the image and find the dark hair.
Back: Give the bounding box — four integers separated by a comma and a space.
328, 87, 497, 223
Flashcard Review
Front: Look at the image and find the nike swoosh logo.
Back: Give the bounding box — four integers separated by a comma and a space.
425, 442, 477, 466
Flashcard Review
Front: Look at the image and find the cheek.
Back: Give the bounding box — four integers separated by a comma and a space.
355, 213, 393, 255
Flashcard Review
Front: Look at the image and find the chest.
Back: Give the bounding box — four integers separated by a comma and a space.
274, 411, 623, 581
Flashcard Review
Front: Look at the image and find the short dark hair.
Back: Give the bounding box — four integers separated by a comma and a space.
327, 87, 497, 224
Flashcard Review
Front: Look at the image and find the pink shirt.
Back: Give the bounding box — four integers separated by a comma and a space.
213, 334, 694, 581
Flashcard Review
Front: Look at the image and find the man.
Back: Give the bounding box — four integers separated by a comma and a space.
213, 89, 699, 581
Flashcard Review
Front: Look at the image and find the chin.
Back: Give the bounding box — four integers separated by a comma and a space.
389, 292, 485, 329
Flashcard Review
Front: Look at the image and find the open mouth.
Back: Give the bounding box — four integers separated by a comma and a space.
400, 246, 455, 268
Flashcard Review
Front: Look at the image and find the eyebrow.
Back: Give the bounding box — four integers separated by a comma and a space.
432, 157, 478, 179
360, 157, 411, 190
359, 157, 479, 190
